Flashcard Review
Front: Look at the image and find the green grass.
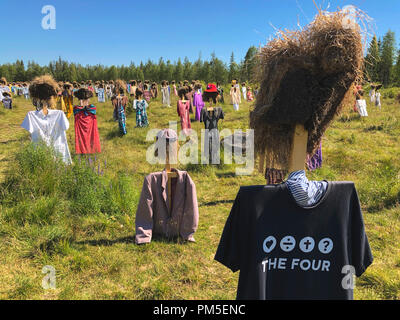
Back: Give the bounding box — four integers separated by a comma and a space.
0, 88, 399, 300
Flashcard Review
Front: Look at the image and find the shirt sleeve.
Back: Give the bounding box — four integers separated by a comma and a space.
21, 112, 33, 133
214, 189, 242, 272
60, 111, 69, 131
180, 173, 199, 242
200, 108, 205, 123
349, 186, 373, 277
135, 175, 154, 244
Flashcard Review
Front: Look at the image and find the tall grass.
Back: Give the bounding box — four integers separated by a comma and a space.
0, 143, 138, 219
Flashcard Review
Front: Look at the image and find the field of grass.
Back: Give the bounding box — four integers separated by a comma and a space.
0, 87, 399, 300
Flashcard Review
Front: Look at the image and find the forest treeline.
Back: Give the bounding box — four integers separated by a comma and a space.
2, 29, 400, 87
0, 47, 258, 84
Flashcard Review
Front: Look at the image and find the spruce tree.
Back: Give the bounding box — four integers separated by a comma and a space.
379, 30, 396, 86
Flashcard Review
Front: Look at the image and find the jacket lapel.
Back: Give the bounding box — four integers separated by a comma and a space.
161, 169, 185, 217
161, 169, 169, 213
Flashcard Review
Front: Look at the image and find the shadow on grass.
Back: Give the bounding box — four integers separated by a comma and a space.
105, 129, 126, 140
74, 234, 192, 247
215, 172, 236, 178
200, 199, 234, 207
75, 236, 135, 247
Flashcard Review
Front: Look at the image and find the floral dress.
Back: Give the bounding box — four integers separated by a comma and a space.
134, 99, 149, 128
112, 95, 128, 135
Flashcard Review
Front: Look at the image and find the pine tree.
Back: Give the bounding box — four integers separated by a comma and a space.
174, 58, 184, 82
379, 30, 396, 86
394, 49, 400, 86
364, 35, 380, 82
229, 52, 239, 82
183, 57, 193, 81
242, 46, 258, 82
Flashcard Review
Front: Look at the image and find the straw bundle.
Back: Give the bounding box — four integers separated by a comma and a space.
74, 88, 93, 100
114, 79, 126, 94
250, 10, 364, 179
29, 75, 59, 101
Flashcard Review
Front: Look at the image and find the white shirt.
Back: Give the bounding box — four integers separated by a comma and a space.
21, 109, 72, 164
0, 85, 10, 101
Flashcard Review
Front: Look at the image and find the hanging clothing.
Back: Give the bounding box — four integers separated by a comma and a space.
218, 87, 225, 104
150, 86, 158, 99
193, 91, 205, 121
247, 90, 254, 102
2, 97, 12, 109
177, 100, 192, 135
112, 95, 128, 135
356, 99, 368, 117
143, 90, 151, 102
241, 86, 247, 101
161, 86, 170, 106
230, 87, 241, 110
0, 85, 11, 102
130, 85, 137, 99
375, 92, 381, 109
185, 90, 194, 113
22, 87, 29, 99
369, 89, 375, 103
106, 86, 113, 100
21, 109, 72, 164
73, 105, 101, 155
133, 99, 149, 128
56, 94, 66, 113
97, 88, 105, 103
215, 182, 373, 300
200, 107, 224, 131
200, 107, 225, 164
307, 143, 323, 171
135, 169, 199, 244
62, 89, 74, 118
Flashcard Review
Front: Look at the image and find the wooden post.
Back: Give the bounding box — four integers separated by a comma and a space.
289, 124, 308, 172
165, 142, 178, 215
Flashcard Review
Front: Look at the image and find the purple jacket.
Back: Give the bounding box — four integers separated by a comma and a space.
135, 169, 199, 244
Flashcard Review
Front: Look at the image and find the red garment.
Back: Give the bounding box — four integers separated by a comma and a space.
177, 100, 192, 135
74, 106, 101, 154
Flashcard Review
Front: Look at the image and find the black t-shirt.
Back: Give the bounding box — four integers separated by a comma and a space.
215, 182, 373, 300
200, 107, 224, 131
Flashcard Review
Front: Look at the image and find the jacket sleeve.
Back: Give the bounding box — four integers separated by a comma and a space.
135, 175, 154, 244
181, 173, 199, 242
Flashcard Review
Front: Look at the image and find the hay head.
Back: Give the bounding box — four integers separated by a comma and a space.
250, 9, 364, 182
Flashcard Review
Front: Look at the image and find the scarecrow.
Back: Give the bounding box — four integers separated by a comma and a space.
250, 10, 363, 184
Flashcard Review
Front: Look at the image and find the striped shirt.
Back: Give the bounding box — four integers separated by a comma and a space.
285, 170, 328, 208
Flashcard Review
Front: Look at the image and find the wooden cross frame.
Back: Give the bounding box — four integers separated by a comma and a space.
165, 142, 178, 214
289, 124, 308, 172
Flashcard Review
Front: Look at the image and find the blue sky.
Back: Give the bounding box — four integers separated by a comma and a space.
0, 0, 399, 66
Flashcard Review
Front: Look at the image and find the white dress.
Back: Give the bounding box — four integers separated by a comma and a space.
21, 109, 72, 164
0, 85, 10, 102
161, 86, 170, 106
375, 92, 381, 109
369, 90, 375, 103
356, 99, 368, 117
